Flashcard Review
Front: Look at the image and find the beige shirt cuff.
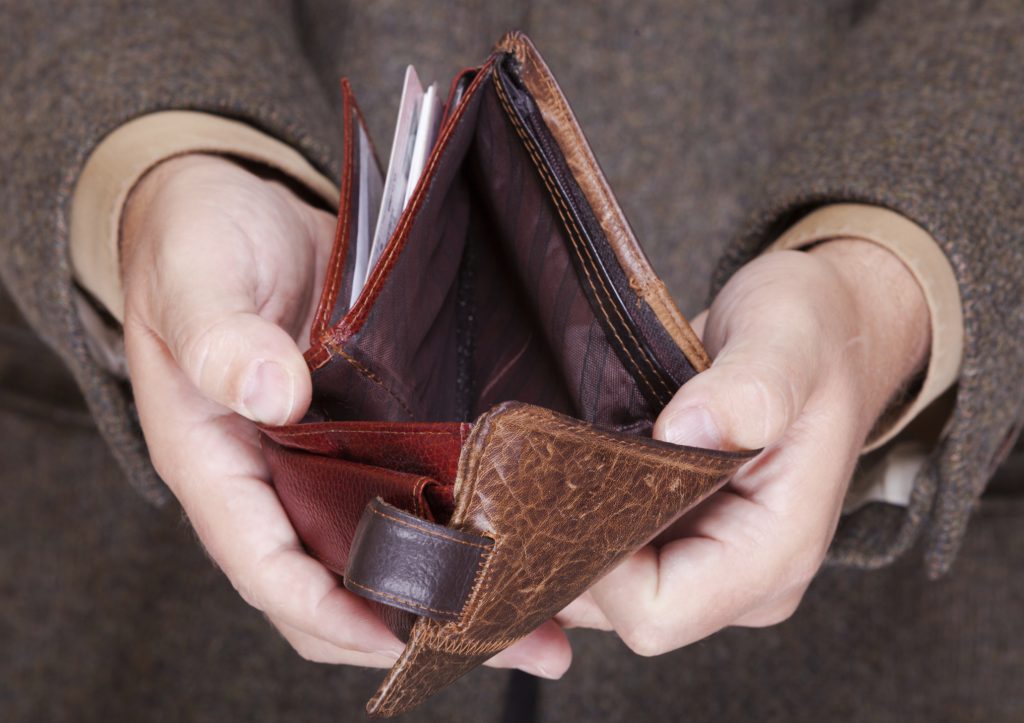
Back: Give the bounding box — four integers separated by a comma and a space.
767, 203, 964, 451
70, 111, 339, 323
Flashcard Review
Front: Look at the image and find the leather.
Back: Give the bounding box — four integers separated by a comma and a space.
344, 498, 493, 623
365, 402, 754, 717
261, 421, 469, 577
494, 33, 711, 371
259, 30, 756, 717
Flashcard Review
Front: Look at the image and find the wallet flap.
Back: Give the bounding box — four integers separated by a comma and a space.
365, 402, 755, 717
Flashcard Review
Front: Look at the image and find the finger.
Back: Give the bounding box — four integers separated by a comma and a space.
655, 254, 830, 451
590, 402, 854, 657
555, 591, 613, 631
485, 620, 573, 679
688, 309, 708, 341
272, 620, 400, 668
588, 494, 816, 656
131, 234, 311, 426
732, 593, 804, 628
126, 329, 403, 658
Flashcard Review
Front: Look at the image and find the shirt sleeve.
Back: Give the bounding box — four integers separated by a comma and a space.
70, 110, 340, 324
766, 203, 964, 451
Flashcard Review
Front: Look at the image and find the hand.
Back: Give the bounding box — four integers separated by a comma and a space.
557, 240, 930, 651
121, 155, 570, 677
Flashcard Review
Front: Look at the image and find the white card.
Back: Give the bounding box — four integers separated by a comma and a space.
402, 82, 442, 209
361, 65, 424, 289
348, 124, 383, 308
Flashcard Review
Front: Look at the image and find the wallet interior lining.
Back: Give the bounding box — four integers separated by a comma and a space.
308, 62, 689, 434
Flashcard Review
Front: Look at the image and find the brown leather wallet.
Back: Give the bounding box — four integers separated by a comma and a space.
260, 31, 754, 718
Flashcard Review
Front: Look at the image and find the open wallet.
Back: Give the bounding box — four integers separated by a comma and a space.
259, 31, 756, 718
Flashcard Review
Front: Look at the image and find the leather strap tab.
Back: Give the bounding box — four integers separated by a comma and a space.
344, 498, 494, 622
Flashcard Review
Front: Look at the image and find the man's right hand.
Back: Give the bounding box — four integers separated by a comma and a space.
120, 154, 571, 678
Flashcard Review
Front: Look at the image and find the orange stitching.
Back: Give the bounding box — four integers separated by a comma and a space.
432, 632, 527, 656
270, 428, 463, 439
410, 477, 427, 519
314, 83, 356, 338
329, 345, 416, 419
494, 77, 672, 401
345, 578, 459, 617
368, 505, 492, 550
447, 411, 506, 628
455, 524, 501, 630
493, 76, 675, 404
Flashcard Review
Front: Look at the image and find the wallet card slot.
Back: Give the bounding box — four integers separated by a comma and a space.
310, 75, 492, 424
261, 438, 454, 574
310, 80, 375, 341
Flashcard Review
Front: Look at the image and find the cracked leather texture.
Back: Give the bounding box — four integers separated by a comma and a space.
366, 402, 754, 717
344, 498, 493, 623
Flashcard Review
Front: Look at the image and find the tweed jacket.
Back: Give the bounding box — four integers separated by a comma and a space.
1, 1, 1022, 721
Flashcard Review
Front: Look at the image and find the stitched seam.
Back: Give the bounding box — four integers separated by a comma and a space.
449, 408, 497, 525
517, 47, 709, 374
496, 75, 664, 402
454, 523, 500, 630
345, 578, 459, 618
493, 72, 671, 401
433, 633, 528, 656
410, 477, 427, 519
329, 344, 416, 419
368, 506, 491, 550
519, 108, 675, 401
271, 428, 462, 439
314, 84, 355, 338
330, 59, 497, 345
304, 345, 331, 371
447, 412, 507, 629
492, 76, 672, 404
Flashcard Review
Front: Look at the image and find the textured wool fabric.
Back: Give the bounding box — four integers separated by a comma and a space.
1, 1, 1022, 720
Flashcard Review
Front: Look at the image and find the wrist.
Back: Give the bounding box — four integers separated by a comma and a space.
810, 238, 931, 422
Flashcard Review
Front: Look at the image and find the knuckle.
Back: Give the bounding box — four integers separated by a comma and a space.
176, 316, 228, 379
231, 575, 265, 613
724, 367, 798, 446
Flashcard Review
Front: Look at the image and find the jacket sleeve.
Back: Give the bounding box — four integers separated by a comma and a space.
714, 2, 1024, 577
0, 1, 342, 504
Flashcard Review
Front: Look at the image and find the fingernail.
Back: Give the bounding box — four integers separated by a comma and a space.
665, 406, 722, 449
241, 361, 294, 424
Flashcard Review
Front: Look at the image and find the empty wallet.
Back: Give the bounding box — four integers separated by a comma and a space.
260, 31, 755, 718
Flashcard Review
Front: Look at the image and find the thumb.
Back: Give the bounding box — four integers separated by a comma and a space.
160, 307, 312, 425
654, 322, 821, 452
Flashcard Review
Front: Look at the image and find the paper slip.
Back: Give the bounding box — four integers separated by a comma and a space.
349, 65, 446, 303
357, 66, 423, 300
402, 82, 441, 209
349, 123, 383, 307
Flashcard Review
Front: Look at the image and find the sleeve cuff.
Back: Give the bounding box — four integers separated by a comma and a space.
767, 203, 964, 451
69, 111, 340, 323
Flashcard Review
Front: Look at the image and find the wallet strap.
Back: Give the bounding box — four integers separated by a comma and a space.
344, 498, 494, 622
